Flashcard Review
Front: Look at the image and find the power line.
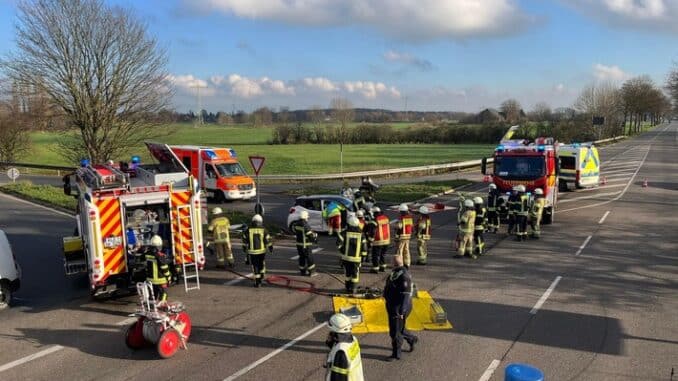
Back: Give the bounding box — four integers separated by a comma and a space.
190, 83, 207, 126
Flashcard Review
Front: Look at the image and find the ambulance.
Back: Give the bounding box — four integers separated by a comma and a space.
558, 143, 600, 190
62, 143, 205, 298
169, 145, 256, 202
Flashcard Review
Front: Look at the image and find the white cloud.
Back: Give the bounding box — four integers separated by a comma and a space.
382, 50, 435, 71
301, 77, 338, 92
593, 63, 632, 82
168, 75, 216, 96
343, 81, 401, 99
561, 0, 678, 33
194, 0, 534, 41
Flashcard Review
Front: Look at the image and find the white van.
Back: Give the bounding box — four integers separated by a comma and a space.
0, 230, 21, 309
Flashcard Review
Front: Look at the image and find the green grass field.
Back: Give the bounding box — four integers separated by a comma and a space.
23, 124, 494, 174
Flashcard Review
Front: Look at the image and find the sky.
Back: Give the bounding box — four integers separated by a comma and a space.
0, 0, 677, 113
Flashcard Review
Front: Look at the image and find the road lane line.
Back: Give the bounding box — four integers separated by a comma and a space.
575, 236, 592, 256
223, 322, 327, 381
0, 345, 64, 373
598, 211, 610, 224
558, 191, 622, 203
224, 273, 253, 286
115, 317, 138, 326
290, 255, 299, 260
530, 276, 562, 314
312, 248, 323, 254
0, 192, 74, 218
478, 359, 501, 381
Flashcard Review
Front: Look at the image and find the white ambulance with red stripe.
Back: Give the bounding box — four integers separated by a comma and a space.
62, 143, 205, 298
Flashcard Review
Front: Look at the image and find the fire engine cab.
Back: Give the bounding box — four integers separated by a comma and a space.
482, 125, 559, 224
62, 143, 205, 298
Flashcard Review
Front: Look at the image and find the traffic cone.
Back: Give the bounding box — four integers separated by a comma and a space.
642, 178, 648, 188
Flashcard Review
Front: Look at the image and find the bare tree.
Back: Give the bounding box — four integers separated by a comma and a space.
330, 97, 354, 144
306, 105, 324, 127
1, 0, 170, 164
667, 64, 678, 112
0, 99, 31, 163
530, 102, 552, 122
500, 99, 522, 124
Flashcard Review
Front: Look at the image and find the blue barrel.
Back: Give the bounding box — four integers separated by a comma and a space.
504, 363, 544, 381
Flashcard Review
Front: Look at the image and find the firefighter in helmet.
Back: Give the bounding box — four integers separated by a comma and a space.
514, 185, 529, 241
486, 183, 500, 233
473, 196, 487, 255
242, 214, 273, 287
529, 188, 546, 239
415, 206, 431, 265
325, 313, 364, 381
208, 207, 233, 268
337, 215, 366, 294
290, 210, 318, 276
395, 203, 414, 268
455, 199, 476, 259
145, 235, 171, 302
365, 206, 390, 273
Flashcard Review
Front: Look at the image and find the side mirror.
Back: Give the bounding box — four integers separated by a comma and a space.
481, 157, 487, 175
555, 158, 561, 177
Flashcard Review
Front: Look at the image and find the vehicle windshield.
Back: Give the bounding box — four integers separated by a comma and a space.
214, 163, 247, 177
560, 156, 576, 170
494, 156, 545, 180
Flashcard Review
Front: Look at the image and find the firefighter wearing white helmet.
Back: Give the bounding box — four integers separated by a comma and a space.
473, 197, 487, 255
486, 183, 500, 233
513, 186, 530, 241
325, 313, 364, 381
145, 235, 171, 302
290, 210, 317, 276
507, 186, 521, 235
529, 188, 546, 239
337, 215, 367, 294
455, 199, 477, 259
365, 206, 390, 273
395, 203, 414, 268
208, 207, 233, 268
415, 206, 432, 265
242, 214, 272, 287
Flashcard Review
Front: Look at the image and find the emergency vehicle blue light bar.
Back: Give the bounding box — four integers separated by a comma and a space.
229, 148, 237, 157
537, 145, 545, 152
204, 150, 218, 159
496, 145, 505, 152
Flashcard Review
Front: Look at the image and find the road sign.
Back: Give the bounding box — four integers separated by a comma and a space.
6, 167, 20, 182
249, 156, 266, 175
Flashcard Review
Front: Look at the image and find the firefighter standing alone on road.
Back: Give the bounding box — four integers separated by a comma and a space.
473, 197, 487, 256
337, 215, 367, 294
324, 313, 364, 381
395, 203, 414, 268
384, 255, 418, 361
290, 210, 318, 276
366, 207, 391, 273
486, 184, 500, 233
145, 235, 171, 302
415, 206, 431, 265
529, 188, 546, 239
208, 207, 233, 269
242, 214, 273, 287
455, 199, 476, 259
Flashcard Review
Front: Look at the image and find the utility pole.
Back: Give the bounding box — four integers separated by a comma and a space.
191, 83, 207, 127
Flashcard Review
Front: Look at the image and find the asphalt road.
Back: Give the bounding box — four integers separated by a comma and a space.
0, 124, 676, 380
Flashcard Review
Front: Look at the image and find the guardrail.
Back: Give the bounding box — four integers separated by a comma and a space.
0, 135, 628, 182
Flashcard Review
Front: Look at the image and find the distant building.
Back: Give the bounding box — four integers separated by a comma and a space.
477, 108, 505, 123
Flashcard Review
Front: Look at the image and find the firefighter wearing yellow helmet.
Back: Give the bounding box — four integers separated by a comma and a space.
208, 207, 233, 268
325, 313, 364, 381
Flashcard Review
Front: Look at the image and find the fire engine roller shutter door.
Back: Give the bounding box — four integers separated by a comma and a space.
95, 197, 126, 280
119, 194, 170, 207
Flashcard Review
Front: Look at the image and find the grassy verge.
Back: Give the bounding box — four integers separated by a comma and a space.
0, 181, 77, 211
287, 179, 470, 203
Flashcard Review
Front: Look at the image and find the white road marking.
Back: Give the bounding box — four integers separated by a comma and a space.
478, 359, 501, 381
115, 317, 138, 326
224, 273, 253, 286
598, 211, 610, 224
290, 255, 299, 260
530, 276, 562, 314
0, 345, 64, 373
575, 236, 592, 256
602, 167, 638, 174
573, 183, 626, 192
558, 191, 622, 203
223, 322, 327, 381
0, 192, 74, 218
312, 248, 323, 254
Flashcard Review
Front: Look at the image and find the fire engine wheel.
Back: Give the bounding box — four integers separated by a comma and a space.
125, 320, 146, 349
157, 328, 181, 359
176, 311, 192, 339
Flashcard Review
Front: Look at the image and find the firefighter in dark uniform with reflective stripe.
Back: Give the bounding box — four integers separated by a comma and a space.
507, 186, 519, 235
325, 313, 364, 381
486, 183, 500, 233
473, 196, 487, 255
384, 255, 418, 361
146, 235, 171, 302
515, 185, 529, 241
242, 214, 273, 287
290, 210, 317, 276
337, 215, 366, 294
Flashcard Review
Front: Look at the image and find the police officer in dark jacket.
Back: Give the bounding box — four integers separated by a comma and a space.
383, 255, 418, 361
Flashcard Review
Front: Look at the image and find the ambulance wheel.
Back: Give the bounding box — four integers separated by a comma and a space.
157, 328, 181, 358
176, 311, 192, 339
125, 320, 146, 349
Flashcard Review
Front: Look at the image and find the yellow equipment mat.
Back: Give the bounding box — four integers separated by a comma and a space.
332, 291, 453, 334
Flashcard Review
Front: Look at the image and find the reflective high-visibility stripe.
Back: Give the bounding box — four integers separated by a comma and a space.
417, 216, 431, 240
342, 231, 363, 262
398, 216, 413, 239
95, 197, 125, 281
326, 338, 363, 381
210, 217, 230, 243
247, 228, 267, 254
